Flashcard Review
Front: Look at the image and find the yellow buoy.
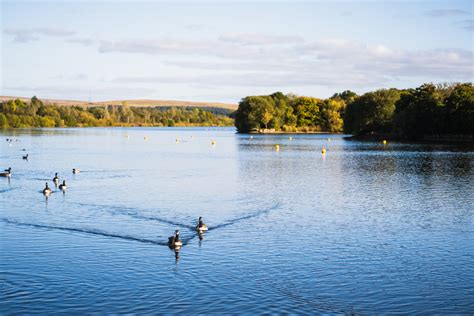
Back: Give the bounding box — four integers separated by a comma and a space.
321, 148, 326, 154
211, 140, 216, 145
176, 137, 180, 143
383, 140, 387, 145
144, 136, 148, 140
328, 138, 331, 142
275, 144, 280, 151
289, 136, 293, 140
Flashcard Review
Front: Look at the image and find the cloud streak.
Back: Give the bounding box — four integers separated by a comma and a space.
4, 27, 76, 43
458, 19, 474, 31
424, 9, 470, 17
218, 32, 304, 45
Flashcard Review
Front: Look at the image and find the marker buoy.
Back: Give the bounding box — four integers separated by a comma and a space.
322, 148, 326, 154
211, 140, 216, 145
383, 140, 387, 145
275, 144, 280, 151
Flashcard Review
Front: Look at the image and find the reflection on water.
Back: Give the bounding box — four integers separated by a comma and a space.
0, 127, 473, 314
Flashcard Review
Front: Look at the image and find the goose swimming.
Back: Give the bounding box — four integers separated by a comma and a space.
72, 168, 80, 174
196, 216, 208, 232
42, 182, 52, 195
168, 229, 183, 248
0, 167, 12, 177
59, 180, 67, 191
53, 173, 59, 184
22, 154, 29, 160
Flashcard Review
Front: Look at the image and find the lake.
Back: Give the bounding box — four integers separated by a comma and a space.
1, 127, 473, 314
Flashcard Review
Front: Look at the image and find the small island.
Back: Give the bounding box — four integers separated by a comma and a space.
234, 83, 474, 142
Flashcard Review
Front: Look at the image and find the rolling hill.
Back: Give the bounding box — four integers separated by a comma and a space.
0, 96, 238, 111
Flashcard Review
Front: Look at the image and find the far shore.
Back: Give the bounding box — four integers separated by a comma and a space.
247, 128, 342, 135
346, 134, 474, 144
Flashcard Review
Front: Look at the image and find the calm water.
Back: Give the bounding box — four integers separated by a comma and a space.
1, 127, 473, 314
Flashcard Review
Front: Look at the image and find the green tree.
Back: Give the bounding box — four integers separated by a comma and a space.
393, 84, 446, 138
290, 96, 321, 127
321, 99, 344, 132
445, 83, 474, 134
344, 89, 400, 135
0, 113, 8, 128
235, 96, 274, 132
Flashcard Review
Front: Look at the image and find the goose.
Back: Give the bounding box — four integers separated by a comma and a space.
59, 180, 67, 191
0, 167, 12, 177
72, 168, 80, 174
53, 173, 59, 184
168, 230, 183, 248
42, 182, 52, 195
196, 216, 208, 232
22, 154, 29, 160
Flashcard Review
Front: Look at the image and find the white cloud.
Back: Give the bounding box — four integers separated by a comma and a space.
424, 9, 470, 17
218, 32, 304, 45
4, 28, 472, 94
4, 27, 76, 43
458, 19, 474, 31
66, 37, 96, 46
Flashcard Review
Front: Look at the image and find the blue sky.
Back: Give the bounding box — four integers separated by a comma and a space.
1, 0, 473, 103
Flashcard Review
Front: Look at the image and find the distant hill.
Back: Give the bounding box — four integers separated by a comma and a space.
0, 96, 238, 111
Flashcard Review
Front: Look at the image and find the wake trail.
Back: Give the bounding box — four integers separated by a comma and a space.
0, 218, 169, 246
209, 202, 281, 230
73, 202, 195, 230
0, 187, 19, 194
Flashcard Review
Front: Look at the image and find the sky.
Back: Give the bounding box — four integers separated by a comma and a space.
1, 0, 473, 103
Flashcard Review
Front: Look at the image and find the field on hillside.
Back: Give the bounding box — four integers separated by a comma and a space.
0, 96, 237, 110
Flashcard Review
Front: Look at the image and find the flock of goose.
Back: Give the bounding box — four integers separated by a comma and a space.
1, 163, 75, 195
1, 144, 208, 250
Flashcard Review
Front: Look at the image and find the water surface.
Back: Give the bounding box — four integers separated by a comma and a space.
1, 128, 473, 314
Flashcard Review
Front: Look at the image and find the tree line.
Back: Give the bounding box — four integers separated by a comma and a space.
235, 91, 354, 133
235, 83, 473, 140
0, 97, 234, 128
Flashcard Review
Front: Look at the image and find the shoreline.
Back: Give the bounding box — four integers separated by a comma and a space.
247, 131, 342, 135
346, 134, 474, 144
